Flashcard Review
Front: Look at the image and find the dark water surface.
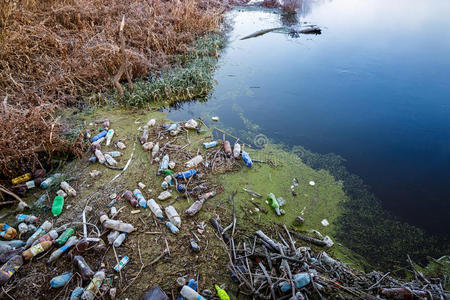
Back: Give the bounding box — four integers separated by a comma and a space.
167, 0, 450, 234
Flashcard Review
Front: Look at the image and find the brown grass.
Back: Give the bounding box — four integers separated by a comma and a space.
0, 0, 226, 178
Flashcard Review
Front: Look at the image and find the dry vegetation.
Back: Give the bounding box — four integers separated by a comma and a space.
0, 0, 226, 178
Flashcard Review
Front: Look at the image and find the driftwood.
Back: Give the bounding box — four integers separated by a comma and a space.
256, 230, 281, 253
240, 27, 283, 40
291, 232, 327, 247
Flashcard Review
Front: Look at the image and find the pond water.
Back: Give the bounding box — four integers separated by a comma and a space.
167, 0, 450, 234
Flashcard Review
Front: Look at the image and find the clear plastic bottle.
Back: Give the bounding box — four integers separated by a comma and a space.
18, 223, 28, 234
99, 213, 135, 232
47, 236, 78, 263
73, 256, 94, 280
233, 143, 241, 159
61, 181, 77, 197
113, 232, 126, 247
32, 229, 58, 246
165, 206, 181, 228
152, 142, 160, 158
15, 214, 38, 224
147, 199, 163, 219
147, 119, 156, 127
81, 269, 105, 300
105, 151, 122, 157
166, 222, 179, 234
40, 173, 62, 189
181, 285, 206, 300
185, 200, 204, 217
107, 231, 120, 244
185, 155, 203, 168
133, 189, 147, 208
157, 191, 172, 201
203, 141, 217, 149
104, 154, 117, 166
25, 220, 52, 247
140, 128, 149, 144
159, 154, 169, 171
94, 149, 105, 164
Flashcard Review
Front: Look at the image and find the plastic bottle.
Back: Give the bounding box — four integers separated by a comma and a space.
233, 143, 241, 158
88, 156, 97, 163
22, 241, 52, 260
190, 239, 200, 253
267, 193, 281, 216
185, 155, 203, 168
47, 236, 78, 263
214, 285, 230, 300
52, 195, 64, 217
203, 141, 217, 149
55, 228, 74, 246
91, 139, 102, 151
18, 223, 28, 234
56, 189, 68, 198
199, 191, 216, 201
70, 287, 84, 299
147, 119, 156, 127
50, 271, 73, 288
140, 128, 149, 144
177, 184, 186, 193
106, 151, 122, 157
113, 232, 126, 247
0, 255, 23, 286
279, 273, 310, 292
81, 269, 105, 300
181, 285, 206, 300
117, 141, 126, 149
40, 173, 62, 189
185, 200, 204, 217
152, 142, 160, 158
176, 170, 198, 180
15, 214, 37, 225
0, 247, 23, 264
166, 222, 179, 234
123, 190, 139, 208
73, 256, 94, 280
223, 141, 232, 156
11, 173, 32, 185
158, 191, 172, 201
110, 206, 117, 217
162, 169, 174, 175
1, 240, 25, 249
26, 220, 52, 247
32, 194, 47, 209
147, 199, 163, 219
165, 206, 181, 228
105, 129, 114, 146
91, 130, 107, 143
241, 151, 252, 167
99, 213, 134, 233
61, 181, 77, 197
113, 256, 129, 272
133, 189, 147, 208
104, 154, 117, 166
33, 229, 58, 246
107, 231, 120, 244
0, 224, 17, 240
143, 141, 154, 151
185, 119, 198, 129
94, 149, 105, 164
160, 154, 170, 171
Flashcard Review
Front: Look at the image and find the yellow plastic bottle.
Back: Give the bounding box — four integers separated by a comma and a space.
11, 173, 31, 185
215, 284, 230, 300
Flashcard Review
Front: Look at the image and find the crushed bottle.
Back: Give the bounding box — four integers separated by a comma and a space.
0, 255, 23, 286
61, 181, 77, 197
73, 255, 94, 280
133, 189, 147, 208
165, 206, 181, 228
50, 271, 73, 288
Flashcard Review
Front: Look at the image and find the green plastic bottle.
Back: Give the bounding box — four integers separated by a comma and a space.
55, 228, 74, 246
267, 193, 281, 216
52, 195, 64, 217
161, 169, 173, 175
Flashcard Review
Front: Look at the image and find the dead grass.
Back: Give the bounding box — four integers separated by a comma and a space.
0, 0, 226, 178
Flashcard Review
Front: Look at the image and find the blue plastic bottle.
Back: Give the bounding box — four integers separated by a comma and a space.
279, 273, 310, 292
40, 173, 62, 189
241, 151, 253, 167
88, 156, 97, 163
175, 170, 198, 180
50, 271, 73, 288
70, 287, 84, 298
177, 279, 198, 300
91, 130, 107, 143
177, 184, 186, 193
203, 141, 218, 149
166, 222, 179, 234
133, 189, 147, 208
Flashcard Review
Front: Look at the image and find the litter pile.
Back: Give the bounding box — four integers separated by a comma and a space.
0, 115, 447, 299
215, 222, 449, 299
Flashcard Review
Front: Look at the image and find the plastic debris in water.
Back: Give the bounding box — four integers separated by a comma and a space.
321, 219, 329, 226
309, 181, 316, 186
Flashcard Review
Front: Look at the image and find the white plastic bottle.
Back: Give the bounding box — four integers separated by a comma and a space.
104, 154, 117, 166
99, 213, 134, 233
165, 206, 181, 228
158, 191, 172, 201
233, 142, 241, 158
152, 142, 160, 158
105, 129, 114, 146
60, 181, 77, 197
107, 231, 120, 244
26, 220, 52, 247
181, 285, 206, 300
186, 155, 203, 168
147, 199, 163, 218
147, 119, 156, 127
